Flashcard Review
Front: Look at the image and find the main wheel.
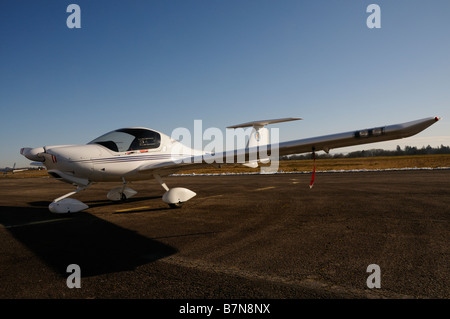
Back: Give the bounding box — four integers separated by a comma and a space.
168, 202, 183, 209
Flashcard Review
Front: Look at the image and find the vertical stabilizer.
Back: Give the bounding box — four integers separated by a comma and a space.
227, 117, 302, 167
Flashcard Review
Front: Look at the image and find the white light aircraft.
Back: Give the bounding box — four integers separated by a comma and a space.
20, 116, 440, 213
1, 163, 27, 174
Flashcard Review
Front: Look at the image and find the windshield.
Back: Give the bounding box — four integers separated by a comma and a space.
89, 128, 161, 152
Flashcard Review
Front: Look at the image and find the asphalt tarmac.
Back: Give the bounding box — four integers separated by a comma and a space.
0, 170, 449, 299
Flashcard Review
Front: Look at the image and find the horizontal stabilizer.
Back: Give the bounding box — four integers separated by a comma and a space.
227, 117, 302, 129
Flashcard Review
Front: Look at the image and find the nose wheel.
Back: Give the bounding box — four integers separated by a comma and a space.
107, 177, 138, 202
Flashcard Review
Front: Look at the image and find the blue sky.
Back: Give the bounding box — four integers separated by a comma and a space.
1, 0, 449, 167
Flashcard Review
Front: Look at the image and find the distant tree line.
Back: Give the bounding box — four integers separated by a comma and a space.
280, 145, 450, 160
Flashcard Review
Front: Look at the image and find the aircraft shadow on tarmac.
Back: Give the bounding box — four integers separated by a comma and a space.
28, 195, 164, 210
86, 195, 162, 206
82, 196, 173, 213
0, 204, 178, 278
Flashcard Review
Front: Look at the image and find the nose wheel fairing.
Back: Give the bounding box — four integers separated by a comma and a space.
48, 184, 91, 213
49, 198, 89, 213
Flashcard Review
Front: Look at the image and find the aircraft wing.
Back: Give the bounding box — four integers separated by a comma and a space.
137, 116, 440, 176
275, 116, 440, 156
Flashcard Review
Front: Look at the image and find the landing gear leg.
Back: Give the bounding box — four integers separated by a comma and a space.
120, 177, 127, 202
153, 173, 169, 192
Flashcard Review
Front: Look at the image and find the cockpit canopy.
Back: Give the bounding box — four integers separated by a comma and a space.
88, 128, 161, 152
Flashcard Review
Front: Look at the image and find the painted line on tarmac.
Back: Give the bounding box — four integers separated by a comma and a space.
115, 206, 151, 213
253, 186, 276, 191
4, 218, 72, 229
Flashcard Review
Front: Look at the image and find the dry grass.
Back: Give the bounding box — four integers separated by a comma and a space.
177, 154, 450, 174
0, 170, 49, 179
2, 155, 449, 179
